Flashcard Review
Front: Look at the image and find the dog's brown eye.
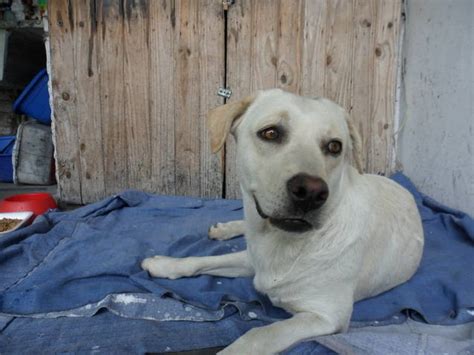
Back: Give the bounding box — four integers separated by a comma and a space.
327, 140, 342, 155
259, 127, 280, 141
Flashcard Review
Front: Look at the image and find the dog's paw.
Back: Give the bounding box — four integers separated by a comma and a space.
208, 223, 231, 240
208, 221, 244, 241
141, 256, 189, 279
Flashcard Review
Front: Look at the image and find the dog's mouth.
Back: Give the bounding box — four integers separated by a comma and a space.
253, 196, 313, 233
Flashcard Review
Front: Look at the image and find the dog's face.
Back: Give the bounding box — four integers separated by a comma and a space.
208, 89, 363, 233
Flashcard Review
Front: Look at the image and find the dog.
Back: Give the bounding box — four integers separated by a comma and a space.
141, 89, 424, 354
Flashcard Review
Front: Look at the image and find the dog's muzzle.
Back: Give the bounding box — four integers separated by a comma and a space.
253, 196, 313, 233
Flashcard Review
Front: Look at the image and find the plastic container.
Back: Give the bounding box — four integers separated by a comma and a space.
13, 121, 55, 185
0, 136, 15, 182
0, 192, 57, 218
13, 69, 51, 124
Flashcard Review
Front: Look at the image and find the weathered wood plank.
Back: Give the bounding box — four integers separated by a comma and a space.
225, 0, 252, 199
49, 0, 82, 203
72, 0, 106, 203
174, 0, 201, 196
124, 0, 152, 191
324, 0, 354, 111
197, 0, 225, 198
251, 0, 279, 90
171, 0, 224, 197
49, 0, 402, 202
97, 0, 128, 195
277, 0, 304, 93
300, 0, 328, 98
351, 0, 377, 172
370, 0, 402, 175
149, 0, 176, 195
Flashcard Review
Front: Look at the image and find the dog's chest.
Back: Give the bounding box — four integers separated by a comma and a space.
246, 235, 314, 310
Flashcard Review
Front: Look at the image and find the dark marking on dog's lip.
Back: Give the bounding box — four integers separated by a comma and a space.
253, 195, 313, 233
253, 195, 269, 219
269, 218, 313, 233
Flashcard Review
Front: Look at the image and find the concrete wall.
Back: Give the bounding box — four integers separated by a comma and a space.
398, 0, 473, 214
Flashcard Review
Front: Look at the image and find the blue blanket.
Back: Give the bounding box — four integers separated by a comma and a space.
0, 173, 473, 352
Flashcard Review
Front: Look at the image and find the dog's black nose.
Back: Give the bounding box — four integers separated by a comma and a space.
287, 174, 329, 213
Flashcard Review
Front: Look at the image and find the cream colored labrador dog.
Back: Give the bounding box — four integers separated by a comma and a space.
142, 89, 424, 354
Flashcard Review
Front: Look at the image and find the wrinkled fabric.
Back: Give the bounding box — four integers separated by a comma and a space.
1, 308, 473, 354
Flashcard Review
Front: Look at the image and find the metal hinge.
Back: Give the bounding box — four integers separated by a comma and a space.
222, 0, 235, 11
217, 87, 232, 99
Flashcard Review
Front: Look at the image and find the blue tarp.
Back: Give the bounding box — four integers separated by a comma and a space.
0, 173, 473, 353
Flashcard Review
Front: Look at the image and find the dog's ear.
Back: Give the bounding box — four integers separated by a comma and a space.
207, 95, 255, 153
345, 114, 364, 174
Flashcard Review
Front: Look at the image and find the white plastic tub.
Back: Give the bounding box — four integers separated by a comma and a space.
13, 121, 54, 185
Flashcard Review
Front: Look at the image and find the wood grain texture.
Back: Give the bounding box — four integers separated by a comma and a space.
351, 0, 377, 172
174, 0, 202, 196
324, 0, 354, 111
149, 0, 224, 197
97, 0, 128, 196
72, 0, 106, 203
49, 0, 402, 202
300, 0, 328, 98
197, 0, 225, 198
277, 0, 304, 93
49, 0, 83, 204
369, 0, 402, 175
124, 0, 152, 191
251, 0, 279, 90
149, 0, 176, 195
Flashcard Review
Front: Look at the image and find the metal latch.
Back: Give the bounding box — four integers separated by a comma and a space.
223, 0, 235, 11
217, 87, 232, 99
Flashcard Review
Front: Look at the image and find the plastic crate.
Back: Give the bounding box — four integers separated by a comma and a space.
13, 69, 51, 124
0, 136, 15, 182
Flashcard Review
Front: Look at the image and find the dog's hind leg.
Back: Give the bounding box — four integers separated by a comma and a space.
141, 250, 254, 279
208, 220, 245, 241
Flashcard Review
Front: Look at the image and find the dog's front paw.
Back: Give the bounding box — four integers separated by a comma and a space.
208, 223, 229, 240
141, 256, 190, 279
208, 221, 244, 241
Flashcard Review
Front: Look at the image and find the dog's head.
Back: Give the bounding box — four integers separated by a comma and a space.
208, 89, 363, 233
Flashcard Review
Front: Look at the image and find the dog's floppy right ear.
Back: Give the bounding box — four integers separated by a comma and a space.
207, 95, 255, 153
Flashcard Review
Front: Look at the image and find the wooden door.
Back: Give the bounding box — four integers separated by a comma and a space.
49, 0, 402, 203
49, 0, 225, 203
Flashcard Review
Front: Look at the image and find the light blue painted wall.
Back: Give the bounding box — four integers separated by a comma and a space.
398, 0, 473, 214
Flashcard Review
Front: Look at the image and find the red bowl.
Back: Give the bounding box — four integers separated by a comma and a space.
0, 192, 58, 218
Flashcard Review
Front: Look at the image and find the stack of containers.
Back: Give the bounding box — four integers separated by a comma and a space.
0, 136, 15, 182
12, 69, 51, 125
3, 68, 55, 185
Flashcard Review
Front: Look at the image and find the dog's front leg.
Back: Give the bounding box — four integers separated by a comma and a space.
141, 250, 254, 279
219, 311, 349, 355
